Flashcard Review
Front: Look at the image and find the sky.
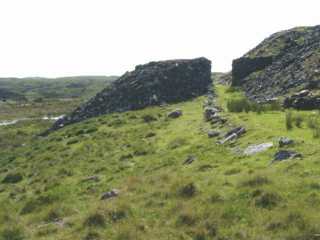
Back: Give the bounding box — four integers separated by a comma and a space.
0, 0, 319, 77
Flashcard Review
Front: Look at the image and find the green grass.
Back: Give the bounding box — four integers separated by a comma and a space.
1, 84, 320, 239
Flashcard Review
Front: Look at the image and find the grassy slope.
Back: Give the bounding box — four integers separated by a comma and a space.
1, 85, 320, 239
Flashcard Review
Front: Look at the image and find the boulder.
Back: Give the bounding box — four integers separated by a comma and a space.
82, 176, 100, 182
204, 107, 219, 121
167, 109, 182, 118
101, 189, 120, 200
207, 130, 220, 138
46, 58, 212, 133
218, 127, 246, 144
272, 150, 302, 163
283, 91, 320, 110
2, 172, 23, 184
244, 142, 273, 155
183, 155, 196, 165
279, 137, 294, 147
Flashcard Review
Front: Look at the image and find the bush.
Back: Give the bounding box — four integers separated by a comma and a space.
178, 183, 197, 198
286, 111, 294, 130
241, 176, 270, 187
2, 172, 23, 184
255, 192, 280, 209
84, 213, 105, 227
227, 97, 281, 113
227, 98, 251, 113
306, 113, 320, 138
142, 114, 157, 123
168, 137, 187, 149
1, 227, 25, 240
295, 115, 304, 128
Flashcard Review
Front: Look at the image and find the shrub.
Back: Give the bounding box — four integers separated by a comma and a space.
227, 97, 281, 113
255, 192, 280, 209
226, 86, 241, 93
20, 199, 38, 215
306, 113, 320, 138
241, 176, 270, 187
2, 172, 23, 184
168, 137, 187, 149
0, 227, 25, 240
227, 98, 251, 113
177, 210, 197, 226
294, 115, 304, 128
83, 231, 100, 240
286, 111, 294, 130
142, 114, 157, 123
178, 183, 197, 198
84, 213, 105, 227
108, 208, 127, 222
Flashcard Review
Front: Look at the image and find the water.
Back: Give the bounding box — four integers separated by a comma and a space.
0, 115, 64, 127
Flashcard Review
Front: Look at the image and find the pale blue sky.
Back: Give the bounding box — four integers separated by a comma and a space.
0, 0, 319, 77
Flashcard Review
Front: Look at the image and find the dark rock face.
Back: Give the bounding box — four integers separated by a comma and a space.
232, 57, 273, 86
231, 25, 320, 103
48, 58, 211, 132
284, 90, 320, 110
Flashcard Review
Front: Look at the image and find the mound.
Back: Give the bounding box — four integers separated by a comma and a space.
47, 57, 212, 132
232, 25, 320, 104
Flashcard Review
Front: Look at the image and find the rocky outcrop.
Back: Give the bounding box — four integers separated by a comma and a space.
47, 58, 211, 132
283, 90, 320, 110
232, 57, 273, 86
231, 25, 320, 104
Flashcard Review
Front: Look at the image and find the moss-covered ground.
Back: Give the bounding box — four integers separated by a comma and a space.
1, 84, 320, 240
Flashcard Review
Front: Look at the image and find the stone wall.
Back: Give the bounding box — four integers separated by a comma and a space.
46, 57, 212, 133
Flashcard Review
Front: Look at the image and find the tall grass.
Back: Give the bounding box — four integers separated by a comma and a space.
227, 97, 282, 113
285, 110, 320, 138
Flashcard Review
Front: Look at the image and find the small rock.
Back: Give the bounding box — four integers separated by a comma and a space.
101, 189, 120, 200
183, 155, 196, 165
2, 172, 23, 184
218, 127, 246, 144
167, 109, 182, 118
207, 130, 220, 138
82, 176, 100, 182
272, 150, 302, 163
244, 142, 273, 155
204, 107, 219, 121
279, 137, 294, 147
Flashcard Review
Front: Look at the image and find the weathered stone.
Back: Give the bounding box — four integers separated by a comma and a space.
218, 127, 246, 144
82, 176, 100, 182
204, 107, 219, 121
283, 91, 320, 110
46, 58, 212, 133
207, 130, 220, 138
167, 109, 182, 118
183, 155, 196, 165
2, 172, 23, 184
279, 137, 294, 147
244, 142, 273, 155
101, 189, 120, 200
272, 150, 302, 163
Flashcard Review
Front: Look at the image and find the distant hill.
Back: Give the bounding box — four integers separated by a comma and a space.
0, 76, 118, 101
231, 25, 320, 102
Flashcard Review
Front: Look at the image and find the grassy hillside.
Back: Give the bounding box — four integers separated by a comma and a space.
0, 76, 117, 101
1, 84, 320, 239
